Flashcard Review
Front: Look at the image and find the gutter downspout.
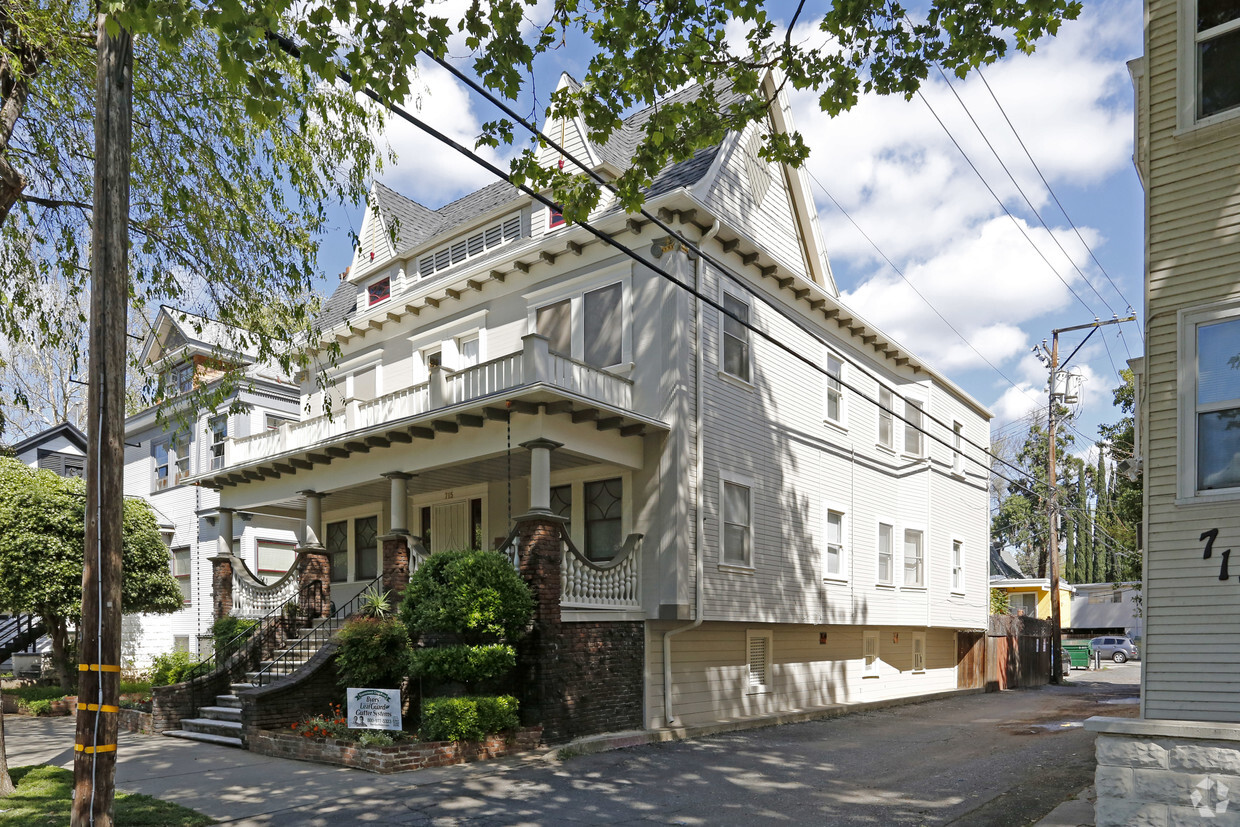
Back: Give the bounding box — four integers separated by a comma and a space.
663, 218, 719, 727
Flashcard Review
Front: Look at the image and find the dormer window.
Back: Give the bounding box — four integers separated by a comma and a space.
368, 277, 391, 306
163, 362, 193, 396
548, 208, 565, 230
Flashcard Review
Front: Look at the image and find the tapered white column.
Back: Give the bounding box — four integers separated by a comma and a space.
520, 438, 562, 516
383, 472, 412, 535
217, 507, 235, 557
298, 490, 325, 548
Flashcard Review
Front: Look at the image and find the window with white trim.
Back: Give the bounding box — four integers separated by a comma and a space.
952, 540, 964, 592
903, 529, 924, 587
1183, 311, 1240, 495
912, 632, 926, 672
152, 438, 171, 491
877, 523, 894, 585
824, 354, 844, 426
266, 413, 297, 431
1189, 0, 1240, 122
878, 387, 894, 449
257, 540, 297, 585
863, 630, 879, 676
952, 421, 964, 474
721, 292, 751, 383
746, 629, 772, 694
584, 477, 623, 562
172, 432, 191, 485
209, 415, 227, 471
172, 547, 191, 604
721, 477, 752, 567
903, 399, 924, 456
367, 276, 391, 306
824, 508, 845, 579
457, 334, 480, 370
327, 519, 349, 583
355, 515, 379, 581
164, 362, 193, 396
533, 281, 626, 369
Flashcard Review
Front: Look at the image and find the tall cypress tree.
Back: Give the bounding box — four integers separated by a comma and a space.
1076, 460, 1092, 582
1095, 449, 1110, 582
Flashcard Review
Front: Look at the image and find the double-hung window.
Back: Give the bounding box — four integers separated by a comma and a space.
172, 547, 191, 604
721, 478, 752, 567
326, 520, 349, 583
863, 630, 880, 677
721, 292, 751, 382
152, 439, 171, 491
952, 540, 964, 592
172, 432, 191, 484
1185, 312, 1240, 494
256, 540, 297, 585
824, 509, 845, 579
878, 387, 894, 449
825, 354, 844, 425
533, 280, 626, 369
904, 400, 924, 456
1187, 0, 1240, 123
877, 523, 894, 585
209, 416, 227, 470
912, 632, 926, 672
457, 334, 480, 370
903, 529, 924, 587
952, 421, 965, 474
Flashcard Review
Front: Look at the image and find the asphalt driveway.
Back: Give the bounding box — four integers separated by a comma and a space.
4, 664, 1139, 825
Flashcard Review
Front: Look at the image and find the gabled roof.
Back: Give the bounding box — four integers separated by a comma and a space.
139, 305, 257, 368
9, 421, 87, 457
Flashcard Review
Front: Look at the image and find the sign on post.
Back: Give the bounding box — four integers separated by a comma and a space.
346, 688, 402, 731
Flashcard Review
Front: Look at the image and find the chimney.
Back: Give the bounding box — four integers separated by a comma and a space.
339, 266, 351, 281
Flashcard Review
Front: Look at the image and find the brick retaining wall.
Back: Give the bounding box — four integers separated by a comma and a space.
241, 640, 342, 736
559, 621, 644, 740
248, 726, 542, 773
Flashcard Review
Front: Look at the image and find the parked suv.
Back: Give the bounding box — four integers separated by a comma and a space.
1090, 636, 1139, 663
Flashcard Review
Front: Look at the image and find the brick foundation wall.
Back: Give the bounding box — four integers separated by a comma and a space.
516, 518, 566, 741
241, 640, 342, 735
298, 547, 331, 618
1093, 727, 1240, 826
248, 726, 542, 773
151, 669, 231, 733
558, 621, 645, 739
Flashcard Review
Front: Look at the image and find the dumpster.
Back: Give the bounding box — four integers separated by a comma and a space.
1064, 644, 1091, 669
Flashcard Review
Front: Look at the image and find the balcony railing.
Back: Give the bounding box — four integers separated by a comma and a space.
561, 533, 642, 611
225, 334, 633, 468
231, 557, 300, 619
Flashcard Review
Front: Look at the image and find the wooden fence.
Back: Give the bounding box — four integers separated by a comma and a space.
985, 615, 1052, 691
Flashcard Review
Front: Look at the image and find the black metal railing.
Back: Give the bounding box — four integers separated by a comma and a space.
0, 614, 44, 664
248, 574, 386, 687
183, 578, 326, 712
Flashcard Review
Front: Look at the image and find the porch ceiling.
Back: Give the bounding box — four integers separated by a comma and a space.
248, 449, 599, 513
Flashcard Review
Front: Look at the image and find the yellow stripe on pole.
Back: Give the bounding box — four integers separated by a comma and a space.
78, 664, 121, 672
82, 704, 119, 713
74, 743, 117, 754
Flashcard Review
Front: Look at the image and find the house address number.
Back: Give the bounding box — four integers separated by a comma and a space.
1200, 529, 1232, 580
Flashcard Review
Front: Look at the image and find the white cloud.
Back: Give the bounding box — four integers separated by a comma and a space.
371, 62, 513, 206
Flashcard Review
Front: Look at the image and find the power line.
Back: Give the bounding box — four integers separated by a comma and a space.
975, 66, 1143, 341
929, 62, 1120, 319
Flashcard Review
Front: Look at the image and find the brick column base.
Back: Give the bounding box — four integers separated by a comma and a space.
208, 555, 233, 621
296, 546, 331, 618
515, 516, 566, 742
379, 534, 411, 600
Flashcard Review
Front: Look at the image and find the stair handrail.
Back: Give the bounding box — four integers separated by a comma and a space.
182, 577, 325, 712
248, 573, 385, 686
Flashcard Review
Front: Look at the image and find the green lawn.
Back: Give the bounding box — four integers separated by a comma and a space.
0, 766, 213, 826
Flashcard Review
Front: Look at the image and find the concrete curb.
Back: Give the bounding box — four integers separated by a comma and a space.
552, 687, 985, 758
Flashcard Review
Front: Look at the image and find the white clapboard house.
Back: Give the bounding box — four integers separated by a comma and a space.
121, 307, 301, 668
192, 72, 991, 735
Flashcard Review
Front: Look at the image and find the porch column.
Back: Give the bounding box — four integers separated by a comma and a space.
216, 507, 235, 557
519, 438, 563, 517
380, 472, 414, 598
296, 491, 330, 618
207, 507, 236, 621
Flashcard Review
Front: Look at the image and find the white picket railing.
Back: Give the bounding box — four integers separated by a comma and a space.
231, 561, 300, 619
223, 333, 634, 469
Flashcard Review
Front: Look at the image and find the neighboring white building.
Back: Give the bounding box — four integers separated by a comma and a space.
194, 73, 991, 735
1088, 1, 1240, 822
120, 307, 301, 669
10, 421, 87, 476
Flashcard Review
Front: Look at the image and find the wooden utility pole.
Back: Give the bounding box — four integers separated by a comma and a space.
71, 13, 132, 827
1044, 315, 1136, 686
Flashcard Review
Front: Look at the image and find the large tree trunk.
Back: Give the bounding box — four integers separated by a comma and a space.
0, 687, 14, 797
49, 619, 74, 692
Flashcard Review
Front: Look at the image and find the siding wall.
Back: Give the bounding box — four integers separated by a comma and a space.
1141, 0, 1240, 722
645, 622, 960, 728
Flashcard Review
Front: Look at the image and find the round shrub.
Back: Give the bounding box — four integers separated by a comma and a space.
150, 651, 197, 687
334, 616, 411, 689
400, 549, 533, 645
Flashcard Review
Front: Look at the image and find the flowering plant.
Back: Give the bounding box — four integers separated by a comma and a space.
289, 704, 349, 739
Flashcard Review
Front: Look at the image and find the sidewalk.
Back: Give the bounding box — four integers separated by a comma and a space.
1035, 785, 1095, 826
5, 717, 558, 825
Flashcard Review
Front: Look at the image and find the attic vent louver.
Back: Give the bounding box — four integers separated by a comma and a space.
418, 213, 523, 279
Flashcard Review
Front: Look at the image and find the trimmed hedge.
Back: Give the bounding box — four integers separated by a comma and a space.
420, 695, 519, 742
407, 644, 516, 684
150, 651, 197, 687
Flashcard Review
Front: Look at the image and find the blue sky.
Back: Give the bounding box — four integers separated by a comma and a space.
314, 0, 1144, 459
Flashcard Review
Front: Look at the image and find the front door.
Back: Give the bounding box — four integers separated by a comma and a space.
431, 501, 470, 553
